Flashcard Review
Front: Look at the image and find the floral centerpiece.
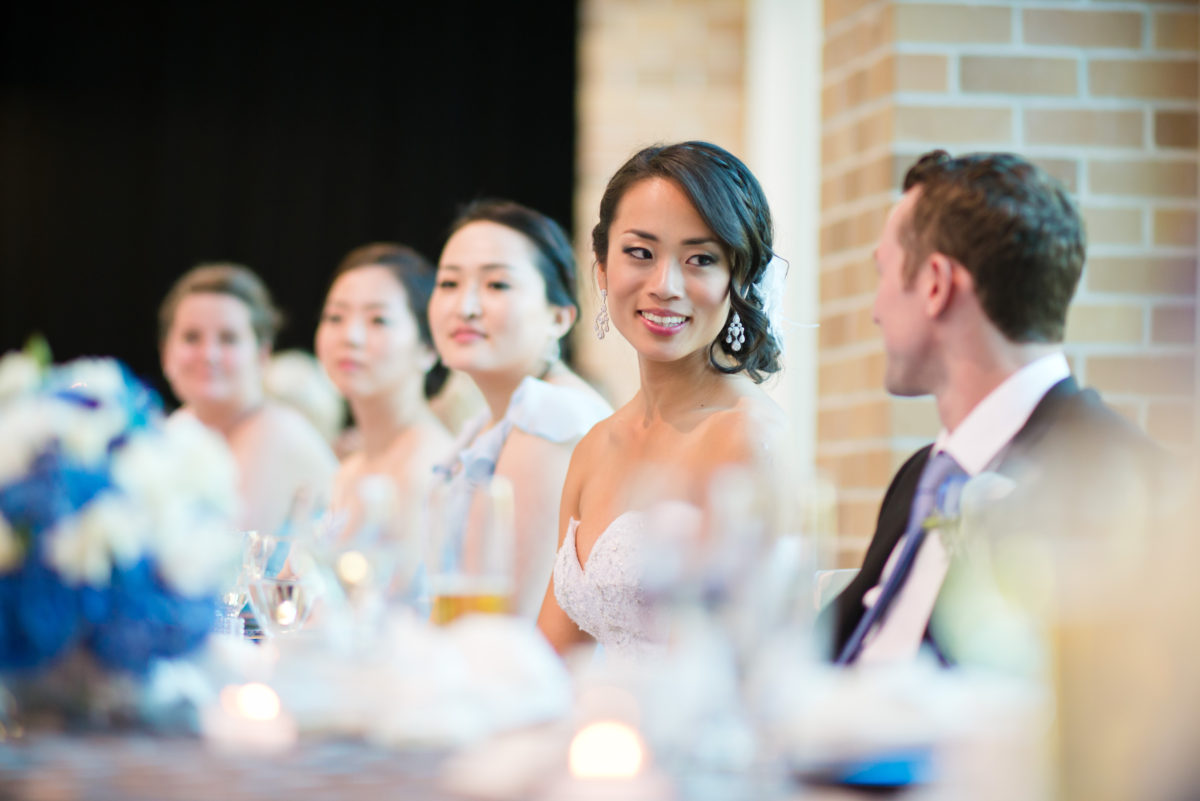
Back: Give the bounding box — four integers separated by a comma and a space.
0, 345, 239, 724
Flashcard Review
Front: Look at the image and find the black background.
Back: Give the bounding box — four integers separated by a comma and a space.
0, 2, 577, 403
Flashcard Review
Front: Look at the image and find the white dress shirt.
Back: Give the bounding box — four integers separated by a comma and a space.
858, 352, 1071, 664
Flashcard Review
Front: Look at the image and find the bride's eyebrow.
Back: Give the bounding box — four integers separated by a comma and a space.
622, 230, 718, 247
623, 229, 658, 240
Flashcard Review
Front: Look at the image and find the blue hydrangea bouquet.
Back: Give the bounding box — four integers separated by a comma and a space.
0, 345, 240, 725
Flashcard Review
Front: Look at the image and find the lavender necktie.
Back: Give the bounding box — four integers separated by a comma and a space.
837, 450, 966, 665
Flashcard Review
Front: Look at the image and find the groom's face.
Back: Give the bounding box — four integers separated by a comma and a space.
873, 190, 937, 397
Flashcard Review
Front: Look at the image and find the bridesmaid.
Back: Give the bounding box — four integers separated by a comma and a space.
315, 243, 454, 536
159, 263, 337, 536
429, 199, 611, 618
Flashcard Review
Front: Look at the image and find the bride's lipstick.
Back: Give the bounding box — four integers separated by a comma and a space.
638, 308, 688, 335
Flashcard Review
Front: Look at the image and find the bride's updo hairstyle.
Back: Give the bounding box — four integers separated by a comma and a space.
592, 141, 782, 382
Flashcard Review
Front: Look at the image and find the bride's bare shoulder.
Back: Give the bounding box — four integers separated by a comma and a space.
705, 385, 789, 462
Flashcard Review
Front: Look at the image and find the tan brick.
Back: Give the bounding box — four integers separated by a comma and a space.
821, 259, 878, 303
961, 56, 1077, 95
1065, 305, 1145, 344
1151, 305, 1196, 344
1087, 354, 1196, 396
1083, 206, 1144, 246
896, 53, 948, 93
1090, 59, 1198, 100
895, 4, 1013, 43
818, 449, 896, 490
820, 305, 878, 349
1089, 159, 1199, 198
1087, 256, 1197, 294
890, 398, 940, 438
824, 5, 892, 72
837, 498, 882, 543
1024, 9, 1143, 48
894, 105, 1013, 144
825, 0, 880, 27
818, 400, 890, 441
1154, 208, 1198, 247
1025, 109, 1143, 148
1146, 402, 1195, 446
836, 536, 870, 568
1032, 158, 1080, 194
819, 351, 886, 395
1155, 111, 1199, 149
1155, 11, 1200, 51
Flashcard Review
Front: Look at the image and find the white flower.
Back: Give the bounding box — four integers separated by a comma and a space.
56, 400, 125, 467
46, 492, 150, 586
111, 419, 239, 594
53, 358, 125, 398
0, 399, 58, 484
0, 351, 41, 402
152, 509, 240, 596
0, 512, 22, 572
112, 419, 238, 521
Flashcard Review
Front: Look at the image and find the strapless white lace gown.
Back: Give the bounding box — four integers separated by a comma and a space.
553, 502, 702, 661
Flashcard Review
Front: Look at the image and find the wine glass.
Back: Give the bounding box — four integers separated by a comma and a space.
426, 477, 515, 625
247, 578, 317, 638
214, 530, 264, 638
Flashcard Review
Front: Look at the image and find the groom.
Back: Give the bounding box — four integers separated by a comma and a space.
825, 150, 1167, 666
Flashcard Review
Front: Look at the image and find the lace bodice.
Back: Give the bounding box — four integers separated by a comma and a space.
553, 503, 702, 661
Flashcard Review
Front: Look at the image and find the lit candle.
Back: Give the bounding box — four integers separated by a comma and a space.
201, 682, 298, 754
539, 721, 674, 800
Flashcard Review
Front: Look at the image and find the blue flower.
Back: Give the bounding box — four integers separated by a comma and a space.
0, 559, 83, 671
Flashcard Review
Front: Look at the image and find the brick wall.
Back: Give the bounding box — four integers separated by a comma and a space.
820, 0, 1199, 562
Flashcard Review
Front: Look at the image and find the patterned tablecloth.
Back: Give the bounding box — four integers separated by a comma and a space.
0, 733, 948, 801
0, 734, 460, 801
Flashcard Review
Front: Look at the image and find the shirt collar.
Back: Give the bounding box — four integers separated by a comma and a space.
933, 352, 1071, 476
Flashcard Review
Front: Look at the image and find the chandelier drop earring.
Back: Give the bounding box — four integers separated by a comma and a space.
594, 289, 610, 340
725, 310, 745, 352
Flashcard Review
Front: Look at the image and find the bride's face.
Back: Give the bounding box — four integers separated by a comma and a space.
599, 177, 731, 365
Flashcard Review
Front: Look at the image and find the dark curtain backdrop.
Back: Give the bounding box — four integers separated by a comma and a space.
0, 2, 578, 403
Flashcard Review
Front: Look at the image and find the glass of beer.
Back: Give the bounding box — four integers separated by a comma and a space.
427, 476, 516, 625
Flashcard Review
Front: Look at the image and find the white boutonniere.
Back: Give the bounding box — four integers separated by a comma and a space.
927, 471, 1017, 557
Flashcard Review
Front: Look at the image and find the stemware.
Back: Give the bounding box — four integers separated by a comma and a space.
247, 578, 316, 638
426, 477, 515, 625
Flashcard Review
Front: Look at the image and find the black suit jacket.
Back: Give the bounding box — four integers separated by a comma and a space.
823, 376, 1167, 661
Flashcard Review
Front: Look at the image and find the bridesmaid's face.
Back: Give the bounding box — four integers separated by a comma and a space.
315, 265, 431, 401
598, 177, 732, 365
161, 292, 265, 407
430, 221, 570, 379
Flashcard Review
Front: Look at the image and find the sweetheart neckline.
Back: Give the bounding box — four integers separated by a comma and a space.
567, 501, 702, 574
567, 510, 640, 574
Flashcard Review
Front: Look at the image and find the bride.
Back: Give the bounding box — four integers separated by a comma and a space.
536, 141, 788, 658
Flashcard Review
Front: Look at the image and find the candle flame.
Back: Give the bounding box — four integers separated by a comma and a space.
337, 550, 371, 587
223, 683, 281, 721
275, 599, 297, 626
568, 721, 645, 779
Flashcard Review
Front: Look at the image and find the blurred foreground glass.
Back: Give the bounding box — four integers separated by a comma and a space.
248, 578, 317, 637
214, 530, 266, 638
427, 477, 515, 625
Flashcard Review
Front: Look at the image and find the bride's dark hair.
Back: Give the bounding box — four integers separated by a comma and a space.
591, 141, 782, 382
